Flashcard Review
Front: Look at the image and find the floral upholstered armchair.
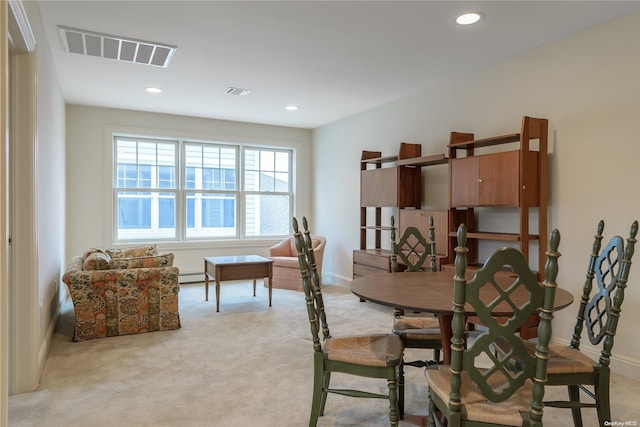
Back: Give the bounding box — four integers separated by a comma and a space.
62, 245, 181, 341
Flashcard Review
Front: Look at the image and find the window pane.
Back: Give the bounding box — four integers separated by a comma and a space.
185, 167, 196, 190
186, 195, 195, 228
244, 148, 290, 193
275, 151, 289, 172
185, 192, 237, 238
260, 173, 275, 192
159, 166, 175, 189
115, 138, 177, 241
245, 194, 290, 236
185, 143, 237, 191
116, 191, 176, 240
274, 172, 289, 192
118, 193, 151, 229
159, 194, 175, 228
118, 163, 139, 188
224, 169, 236, 190
139, 165, 152, 188
244, 170, 259, 191
203, 168, 214, 190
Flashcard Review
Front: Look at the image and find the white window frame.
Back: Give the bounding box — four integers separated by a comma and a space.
110, 133, 294, 245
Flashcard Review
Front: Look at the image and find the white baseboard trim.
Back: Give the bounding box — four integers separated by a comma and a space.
37, 307, 60, 392
325, 271, 352, 287
179, 272, 205, 284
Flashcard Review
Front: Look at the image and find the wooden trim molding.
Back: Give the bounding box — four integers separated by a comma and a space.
1, 3, 11, 426
7, 0, 35, 53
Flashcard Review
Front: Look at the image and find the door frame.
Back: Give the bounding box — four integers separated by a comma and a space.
2, 1, 36, 424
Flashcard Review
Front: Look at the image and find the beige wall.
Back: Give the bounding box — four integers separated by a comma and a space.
313, 12, 640, 379
65, 105, 313, 274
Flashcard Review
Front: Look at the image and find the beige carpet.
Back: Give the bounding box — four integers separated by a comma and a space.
8, 281, 640, 427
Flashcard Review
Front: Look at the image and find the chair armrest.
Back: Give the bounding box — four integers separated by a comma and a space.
269, 238, 294, 257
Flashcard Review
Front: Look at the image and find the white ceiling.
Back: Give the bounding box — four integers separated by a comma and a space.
35, 1, 640, 129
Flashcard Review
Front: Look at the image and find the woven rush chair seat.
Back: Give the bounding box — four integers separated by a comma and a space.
392, 318, 441, 341
394, 316, 439, 330
427, 367, 539, 427
324, 334, 403, 367
521, 340, 594, 374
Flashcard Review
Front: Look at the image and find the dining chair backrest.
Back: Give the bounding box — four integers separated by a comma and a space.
449, 224, 560, 420
390, 215, 437, 273
570, 220, 637, 365
293, 216, 331, 353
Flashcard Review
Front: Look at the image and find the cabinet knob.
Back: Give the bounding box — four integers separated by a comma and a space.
478, 179, 483, 183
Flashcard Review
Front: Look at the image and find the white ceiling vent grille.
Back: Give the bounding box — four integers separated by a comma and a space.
225, 87, 252, 96
58, 26, 176, 68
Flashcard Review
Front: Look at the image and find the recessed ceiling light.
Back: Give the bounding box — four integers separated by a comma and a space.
285, 105, 299, 111
145, 87, 162, 93
456, 12, 483, 25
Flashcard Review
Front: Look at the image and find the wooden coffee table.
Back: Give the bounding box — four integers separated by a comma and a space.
204, 255, 274, 312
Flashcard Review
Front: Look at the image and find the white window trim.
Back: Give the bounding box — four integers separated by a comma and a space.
103, 125, 298, 248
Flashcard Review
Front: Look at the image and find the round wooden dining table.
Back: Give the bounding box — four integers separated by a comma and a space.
350, 270, 574, 365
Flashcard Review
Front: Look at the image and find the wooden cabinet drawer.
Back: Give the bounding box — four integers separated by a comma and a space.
353, 250, 391, 270
353, 263, 387, 277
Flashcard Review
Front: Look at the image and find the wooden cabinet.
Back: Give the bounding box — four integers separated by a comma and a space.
451, 150, 520, 207
355, 143, 447, 278
361, 166, 421, 208
399, 209, 449, 260
446, 116, 548, 277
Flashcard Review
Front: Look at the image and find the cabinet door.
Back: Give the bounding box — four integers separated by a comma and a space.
450, 156, 479, 206
478, 150, 519, 206
451, 151, 520, 207
399, 209, 449, 256
361, 168, 397, 206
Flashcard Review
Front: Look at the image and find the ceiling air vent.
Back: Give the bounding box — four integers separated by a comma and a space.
58, 26, 177, 68
225, 87, 252, 96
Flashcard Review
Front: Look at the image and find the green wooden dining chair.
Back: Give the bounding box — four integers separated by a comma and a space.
535, 220, 637, 426
426, 224, 560, 427
390, 215, 443, 417
293, 217, 404, 427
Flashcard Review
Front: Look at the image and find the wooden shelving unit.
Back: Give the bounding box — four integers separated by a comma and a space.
445, 115, 549, 278
354, 143, 451, 279
353, 116, 549, 336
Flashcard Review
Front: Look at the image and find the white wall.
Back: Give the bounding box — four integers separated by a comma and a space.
65, 106, 312, 274
313, 13, 640, 379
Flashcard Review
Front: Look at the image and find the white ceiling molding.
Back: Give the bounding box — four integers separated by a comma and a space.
8, 0, 36, 52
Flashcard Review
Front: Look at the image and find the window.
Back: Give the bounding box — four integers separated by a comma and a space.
113, 136, 293, 242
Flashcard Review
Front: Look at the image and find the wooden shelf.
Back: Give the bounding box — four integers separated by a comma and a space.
396, 153, 448, 167
447, 231, 540, 241
355, 248, 392, 256
361, 225, 394, 231
448, 133, 520, 150
362, 153, 448, 167
361, 155, 398, 165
